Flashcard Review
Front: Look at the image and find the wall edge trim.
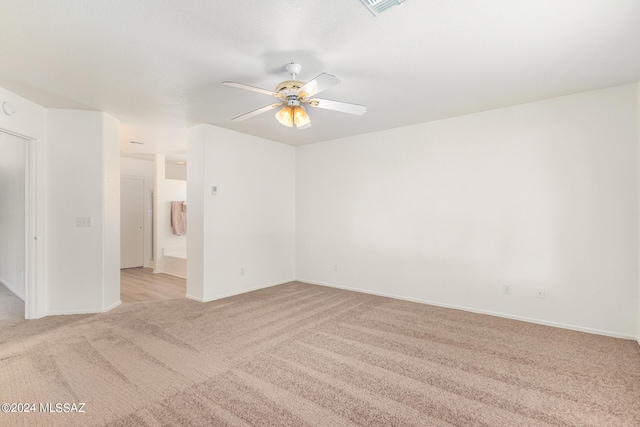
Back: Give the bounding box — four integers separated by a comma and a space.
103, 300, 121, 312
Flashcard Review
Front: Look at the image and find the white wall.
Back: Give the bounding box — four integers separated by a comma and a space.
188, 124, 295, 301
166, 162, 186, 180
46, 109, 120, 314
0, 88, 46, 141
102, 115, 121, 310
297, 84, 638, 339
0, 132, 26, 299
187, 129, 204, 300
637, 81, 640, 345
120, 157, 154, 267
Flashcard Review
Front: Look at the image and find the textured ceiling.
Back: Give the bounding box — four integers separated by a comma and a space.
0, 0, 639, 154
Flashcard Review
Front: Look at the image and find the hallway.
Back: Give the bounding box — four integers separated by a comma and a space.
120, 268, 186, 303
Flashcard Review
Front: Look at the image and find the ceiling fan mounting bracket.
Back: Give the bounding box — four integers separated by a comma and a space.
285, 62, 302, 79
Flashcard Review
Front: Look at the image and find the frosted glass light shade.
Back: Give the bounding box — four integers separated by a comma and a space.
293, 105, 310, 128
275, 107, 293, 127
276, 105, 311, 129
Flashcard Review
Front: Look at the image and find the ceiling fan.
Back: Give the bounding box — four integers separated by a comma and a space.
222, 63, 367, 129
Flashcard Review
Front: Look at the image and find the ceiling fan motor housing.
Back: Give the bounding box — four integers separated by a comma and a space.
275, 80, 304, 97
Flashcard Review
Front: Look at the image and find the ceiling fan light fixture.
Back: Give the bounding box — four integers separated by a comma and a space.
360, 0, 406, 16
293, 105, 310, 129
224, 62, 366, 129
275, 106, 294, 127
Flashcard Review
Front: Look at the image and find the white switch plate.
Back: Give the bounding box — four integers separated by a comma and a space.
536, 287, 545, 299
76, 217, 93, 227
503, 284, 511, 294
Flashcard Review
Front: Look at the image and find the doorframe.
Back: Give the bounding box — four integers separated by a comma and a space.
27, 136, 46, 319
1, 128, 45, 319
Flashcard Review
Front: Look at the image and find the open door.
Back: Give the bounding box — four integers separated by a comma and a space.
0, 131, 26, 317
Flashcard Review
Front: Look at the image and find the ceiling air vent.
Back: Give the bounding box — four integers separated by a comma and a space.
360, 0, 406, 16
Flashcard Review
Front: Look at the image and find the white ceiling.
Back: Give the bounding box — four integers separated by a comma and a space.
1, 0, 639, 155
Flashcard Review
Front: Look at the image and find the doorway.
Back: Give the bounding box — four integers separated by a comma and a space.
0, 131, 26, 320
0, 130, 43, 320
119, 155, 187, 304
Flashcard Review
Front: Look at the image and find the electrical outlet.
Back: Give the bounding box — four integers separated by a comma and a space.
536, 287, 545, 299
503, 284, 511, 294
240, 267, 245, 276
76, 217, 93, 227
333, 264, 338, 272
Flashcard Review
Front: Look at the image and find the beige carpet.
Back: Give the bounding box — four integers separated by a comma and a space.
1, 281, 639, 426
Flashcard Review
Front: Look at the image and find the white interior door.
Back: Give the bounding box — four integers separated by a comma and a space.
121, 177, 144, 268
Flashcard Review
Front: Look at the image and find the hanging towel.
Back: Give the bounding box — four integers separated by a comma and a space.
171, 201, 187, 235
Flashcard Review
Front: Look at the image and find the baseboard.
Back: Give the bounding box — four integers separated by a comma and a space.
197, 279, 296, 303
297, 278, 637, 341
103, 300, 121, 312
153, 267, 186, 279
163, 271, 186, 279
186, 294, 204, 302
47, 308, 103, 316
48, 300, 121, 316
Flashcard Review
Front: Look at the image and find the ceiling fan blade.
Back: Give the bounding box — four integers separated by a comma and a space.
307, 98, 367, 115
223, 81, 280, 98
231, 103, 283, 121
299, 73, 341, 98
